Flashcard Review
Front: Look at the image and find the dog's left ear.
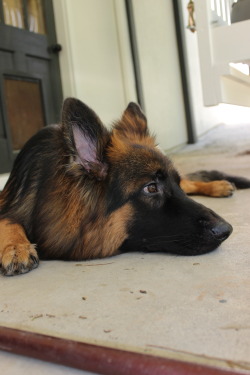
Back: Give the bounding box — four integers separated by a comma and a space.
114, 102, 149, 140
62, 98, 109, 179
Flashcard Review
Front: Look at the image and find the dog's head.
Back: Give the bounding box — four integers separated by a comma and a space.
62, 98, 232, 257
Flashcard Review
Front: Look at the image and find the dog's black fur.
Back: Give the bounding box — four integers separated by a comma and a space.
0, 98, 233, 275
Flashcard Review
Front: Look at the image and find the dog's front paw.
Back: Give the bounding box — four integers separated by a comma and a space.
1, 243, 39, 276
208, 180, 235, 197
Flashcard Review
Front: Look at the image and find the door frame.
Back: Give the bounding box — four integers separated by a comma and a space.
172, 0, 197, 144
0, 0, 63, 173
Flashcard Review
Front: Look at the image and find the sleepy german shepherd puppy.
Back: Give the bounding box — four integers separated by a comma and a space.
0, 98, 233, 276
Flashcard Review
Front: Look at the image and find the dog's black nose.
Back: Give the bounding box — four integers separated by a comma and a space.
211, 222, 233, 242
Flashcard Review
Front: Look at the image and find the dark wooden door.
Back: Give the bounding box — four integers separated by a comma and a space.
0, 0, 63, 173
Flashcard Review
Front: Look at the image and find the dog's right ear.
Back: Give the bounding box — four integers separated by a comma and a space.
111, 102, 155, 150
62, 98, 109, 179
115, 102, 149, 140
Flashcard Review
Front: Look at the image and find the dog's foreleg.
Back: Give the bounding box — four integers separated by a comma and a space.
0, 219, 39, 276
180, 179, 235, 197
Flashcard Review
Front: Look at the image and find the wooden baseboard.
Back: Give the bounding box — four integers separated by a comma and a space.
0, 326, 243, 375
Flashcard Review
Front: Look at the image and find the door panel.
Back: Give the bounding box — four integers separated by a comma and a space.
4, 77, 45, 150
0, 0, 62, 173
27, 0, 46, 34
3, 0, 25, 29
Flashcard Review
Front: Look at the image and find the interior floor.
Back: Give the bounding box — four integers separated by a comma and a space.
0, 123, 250, 374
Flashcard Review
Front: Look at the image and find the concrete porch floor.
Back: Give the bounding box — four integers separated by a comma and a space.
0, 123, 250, 374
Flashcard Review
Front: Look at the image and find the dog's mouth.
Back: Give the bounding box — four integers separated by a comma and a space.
175, 220, 233, 256
121, 221, 233, 256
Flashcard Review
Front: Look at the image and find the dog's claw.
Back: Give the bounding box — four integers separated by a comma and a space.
212, 180, 235, 197
0, 244, 39, 276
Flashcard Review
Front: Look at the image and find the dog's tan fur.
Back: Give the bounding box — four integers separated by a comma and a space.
0, 98, 234, 276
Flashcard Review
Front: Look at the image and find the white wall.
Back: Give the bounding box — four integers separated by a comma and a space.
53, 0, 188, 151
132, 0, 187, 150
53, 0, 137, 124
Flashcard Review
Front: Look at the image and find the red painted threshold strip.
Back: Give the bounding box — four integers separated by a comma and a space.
0, 326, 243, 375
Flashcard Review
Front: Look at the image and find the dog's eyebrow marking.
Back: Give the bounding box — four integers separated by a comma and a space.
153, 170, 167, 180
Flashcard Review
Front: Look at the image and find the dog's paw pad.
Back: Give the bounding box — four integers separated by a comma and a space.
1, 244, 39, 276
210, 180, 235, 197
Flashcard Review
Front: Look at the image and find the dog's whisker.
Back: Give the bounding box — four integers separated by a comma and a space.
142, 233, 189, 240
142, 236, 193, 244
142, 239, 194, 248
143, 236, 196, 248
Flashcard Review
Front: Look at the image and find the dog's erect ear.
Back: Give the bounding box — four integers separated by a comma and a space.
62, 98, 109, 179
114, 102, 149, 140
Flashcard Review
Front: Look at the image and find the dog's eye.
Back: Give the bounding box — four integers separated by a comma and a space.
143, 183, 158, 194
